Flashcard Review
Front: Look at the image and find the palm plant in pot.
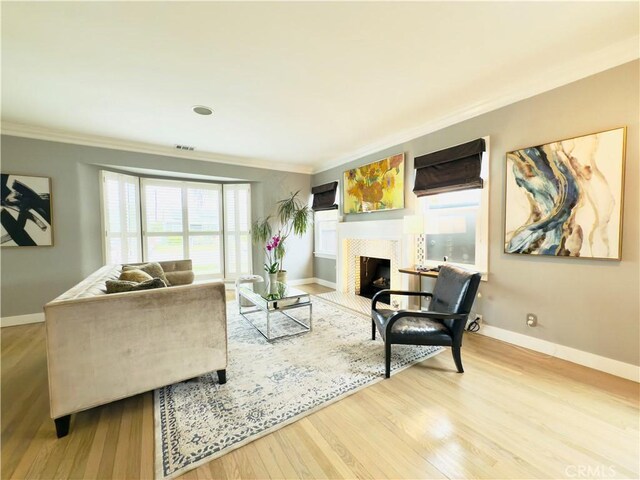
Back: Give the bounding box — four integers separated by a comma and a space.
252, 191, 312, 285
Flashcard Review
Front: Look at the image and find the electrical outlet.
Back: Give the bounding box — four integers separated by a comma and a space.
475, 314, 483, 325
526, 313, 537, 327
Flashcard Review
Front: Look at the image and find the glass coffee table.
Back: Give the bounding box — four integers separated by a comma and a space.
237, 282, 312, 342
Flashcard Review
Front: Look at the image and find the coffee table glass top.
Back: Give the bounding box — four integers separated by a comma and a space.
238, 282, 310, 311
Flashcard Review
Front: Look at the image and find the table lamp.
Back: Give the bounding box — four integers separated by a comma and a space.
403, 214, 425, 268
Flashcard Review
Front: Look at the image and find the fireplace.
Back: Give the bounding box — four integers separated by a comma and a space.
337, 218, 413, 310
358, 256, 391, 304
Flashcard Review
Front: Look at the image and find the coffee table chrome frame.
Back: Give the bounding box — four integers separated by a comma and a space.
238, 293, 313, 342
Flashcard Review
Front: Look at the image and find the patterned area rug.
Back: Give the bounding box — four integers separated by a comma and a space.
155, 295, 442, 479
316, 290, 390, 315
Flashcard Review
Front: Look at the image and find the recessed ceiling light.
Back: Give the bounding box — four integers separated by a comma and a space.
192, 105, 213, 116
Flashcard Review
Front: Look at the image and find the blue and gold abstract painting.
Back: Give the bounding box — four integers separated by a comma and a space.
505, 128, 625, 260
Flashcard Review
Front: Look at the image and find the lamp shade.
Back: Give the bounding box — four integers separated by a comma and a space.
403, 214, 424, 235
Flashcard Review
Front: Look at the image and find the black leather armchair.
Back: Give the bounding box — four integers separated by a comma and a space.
371, 264, 481, 378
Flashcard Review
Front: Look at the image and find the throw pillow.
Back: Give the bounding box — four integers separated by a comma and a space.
122, 262, 170, 285
106, 278, 167, 294
119, 269, 154, 283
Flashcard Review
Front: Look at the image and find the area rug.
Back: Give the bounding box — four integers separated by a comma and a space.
316, 290, 388, 315
155, 295, 442, 479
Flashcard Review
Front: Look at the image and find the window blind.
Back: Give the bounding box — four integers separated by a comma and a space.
141, 179, 224, 278
311, 181, 339, 211
223, 183, 252, 279
101, 171, 142, 265
413, 138, 485, 197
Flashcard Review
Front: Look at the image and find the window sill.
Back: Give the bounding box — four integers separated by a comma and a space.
314, 252, 336, 260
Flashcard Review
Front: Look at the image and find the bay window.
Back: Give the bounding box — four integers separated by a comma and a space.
101, 170, 251, 279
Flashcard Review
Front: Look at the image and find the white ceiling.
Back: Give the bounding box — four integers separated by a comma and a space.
2, 2, 638, 174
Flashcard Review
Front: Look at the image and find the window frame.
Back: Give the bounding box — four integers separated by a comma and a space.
140, 177, 225, 280
222, 183, 253, 281
419, 137, 490, 277
314, 208, 338, 259
99, 170, 143, 265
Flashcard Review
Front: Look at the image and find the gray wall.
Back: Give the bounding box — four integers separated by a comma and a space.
0, 138, 313, 317
312, 61, 639, 365
313, 256, 336, 284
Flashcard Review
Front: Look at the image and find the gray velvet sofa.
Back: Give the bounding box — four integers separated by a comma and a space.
44, 259, 227, 438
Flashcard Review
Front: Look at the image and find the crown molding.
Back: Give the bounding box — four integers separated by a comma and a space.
2, 35, 637, 177
0, 122, 315, 175
312, 35, 640, 174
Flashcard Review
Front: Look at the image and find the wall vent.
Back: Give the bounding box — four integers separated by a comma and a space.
175, 144, 195, 151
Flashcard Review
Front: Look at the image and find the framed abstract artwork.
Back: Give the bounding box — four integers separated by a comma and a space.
344, 153, 404, 214
1, 173, 53, 247
504, 127, 626, 260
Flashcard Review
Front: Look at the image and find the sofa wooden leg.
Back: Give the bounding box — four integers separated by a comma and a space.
371, 320, 376, 340
452, 347, 464, 373
217, 369, 227, 384
54, 415, 71, 438
385, 342, 391, 379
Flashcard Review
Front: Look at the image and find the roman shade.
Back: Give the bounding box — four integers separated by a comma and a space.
413, 138, 485, 197
311, 181, 338, 211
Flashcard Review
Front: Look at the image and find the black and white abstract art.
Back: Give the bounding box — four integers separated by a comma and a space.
505, 128, 625, 260
1, 174, 53, 247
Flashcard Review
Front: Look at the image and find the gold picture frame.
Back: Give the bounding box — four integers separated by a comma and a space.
504, 127, 626, 260
343, 153, 405, 214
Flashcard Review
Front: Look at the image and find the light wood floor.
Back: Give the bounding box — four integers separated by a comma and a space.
2, 284, 639, 479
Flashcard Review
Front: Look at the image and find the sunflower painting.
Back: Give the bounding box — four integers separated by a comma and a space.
343, 153, 405, 213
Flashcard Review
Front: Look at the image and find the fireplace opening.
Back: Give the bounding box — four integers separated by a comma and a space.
358, 256, 391, 305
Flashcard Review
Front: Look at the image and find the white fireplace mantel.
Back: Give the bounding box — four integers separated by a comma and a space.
336, 218, 414, 308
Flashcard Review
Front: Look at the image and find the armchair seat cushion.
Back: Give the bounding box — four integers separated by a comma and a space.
372, 308, 454, 346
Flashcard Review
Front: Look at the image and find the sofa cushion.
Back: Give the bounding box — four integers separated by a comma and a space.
106, 278, 167, 294
122, 262, 169, 285
165, 270, 195, 286
119, 269, 153, 283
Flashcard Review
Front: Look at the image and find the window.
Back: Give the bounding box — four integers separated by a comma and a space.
101, 170, 252, 280
141, 179, 224, 279
223, 184, 252, 280
419, 145, 489, 274
100, 171, 142, 264
314, 209, 338, 258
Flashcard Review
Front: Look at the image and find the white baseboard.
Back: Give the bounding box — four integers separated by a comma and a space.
229, 276, 337, 288
286, 277, 316, 286
1, 312, 45, 328
312, 277, 337, 289
478, 324, 639, 383
287, 277, 337, 289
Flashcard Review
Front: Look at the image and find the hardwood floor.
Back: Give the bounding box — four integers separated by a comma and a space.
2, 284, 638, 479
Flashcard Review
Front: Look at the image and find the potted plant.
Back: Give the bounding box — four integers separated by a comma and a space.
264, 235, 280, 293
252, 190, 312, 285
